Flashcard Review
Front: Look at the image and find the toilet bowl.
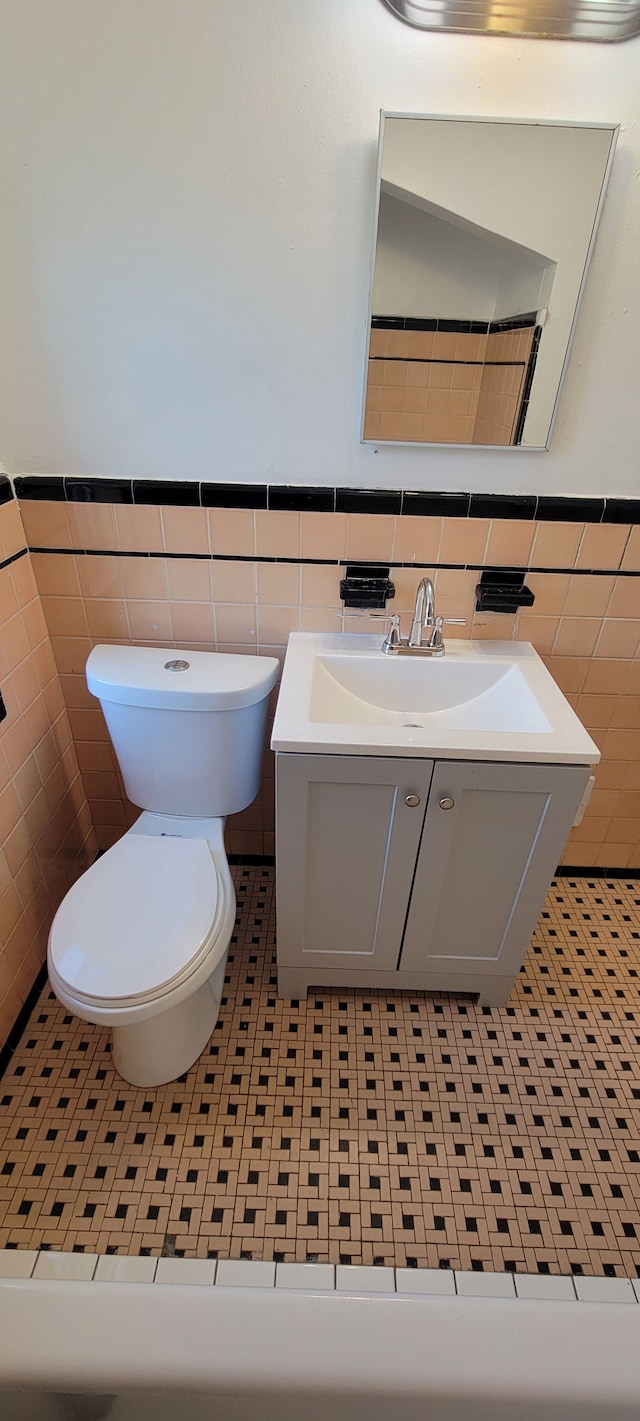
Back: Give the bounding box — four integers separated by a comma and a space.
48, 645, 279, 1087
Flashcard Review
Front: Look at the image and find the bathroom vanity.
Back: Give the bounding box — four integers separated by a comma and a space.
271, 634, 599, 1006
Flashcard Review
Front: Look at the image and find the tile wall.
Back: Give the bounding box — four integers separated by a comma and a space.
0, 487, 95, 1049
15, 484, 640, 875
364, 325, 535, 445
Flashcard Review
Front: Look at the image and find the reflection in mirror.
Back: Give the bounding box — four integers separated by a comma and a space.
362, 116, 618, 450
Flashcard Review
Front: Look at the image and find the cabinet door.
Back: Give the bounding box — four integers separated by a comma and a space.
276, 753, 433, 972
400, 760, 590, 982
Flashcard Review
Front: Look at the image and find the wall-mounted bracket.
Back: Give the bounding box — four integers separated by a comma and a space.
475, 568, 535, 614
339, 564, 396, 610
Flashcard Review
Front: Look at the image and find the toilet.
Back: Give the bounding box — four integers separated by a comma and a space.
48, 644, 279, 1087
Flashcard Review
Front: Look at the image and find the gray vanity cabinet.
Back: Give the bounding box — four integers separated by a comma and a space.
275, 753, 434, 980
275, 752, 590, 1006
399, 760, 589, 1003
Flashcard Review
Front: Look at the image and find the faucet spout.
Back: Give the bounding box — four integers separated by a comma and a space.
408, 577, 436, 648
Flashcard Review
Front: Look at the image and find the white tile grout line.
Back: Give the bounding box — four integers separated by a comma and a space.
1, 1250, 639, 1302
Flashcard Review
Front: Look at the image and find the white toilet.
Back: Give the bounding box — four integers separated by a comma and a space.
48, 644, 279, 1087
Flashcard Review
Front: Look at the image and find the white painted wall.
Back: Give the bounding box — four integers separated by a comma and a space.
0, 0, 636, 494
372, 196, 502, 319
493, 252, 554, 324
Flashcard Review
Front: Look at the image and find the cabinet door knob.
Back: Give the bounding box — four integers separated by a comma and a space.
405, 794, 421, 808
439, 796, 455, 811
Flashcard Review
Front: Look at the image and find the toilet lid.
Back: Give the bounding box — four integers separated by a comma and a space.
49, 834, 222, 1005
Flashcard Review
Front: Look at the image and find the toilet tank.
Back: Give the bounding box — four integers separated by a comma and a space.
86, 645, 279, 817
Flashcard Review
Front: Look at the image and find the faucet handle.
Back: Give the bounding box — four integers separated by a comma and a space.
381, 614, 402, 654
441, 617, 466, 626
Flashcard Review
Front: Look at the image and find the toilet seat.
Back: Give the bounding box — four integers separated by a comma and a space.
49, 833, 228, 1010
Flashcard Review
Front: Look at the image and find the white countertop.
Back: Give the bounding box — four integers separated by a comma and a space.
271, 633, 600, 765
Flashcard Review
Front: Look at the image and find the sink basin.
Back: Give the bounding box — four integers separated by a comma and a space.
271, 633, 599, 765
310, 653, 552, 734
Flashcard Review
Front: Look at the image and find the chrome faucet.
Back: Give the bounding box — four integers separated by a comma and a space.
381, 578, 465, 657
409, 577, 437, 648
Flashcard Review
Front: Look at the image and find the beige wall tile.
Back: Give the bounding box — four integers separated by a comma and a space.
208, 508, 255, 557
115, 505, 164, 554
620, 526, 640, 571
166, 558, 211, 602
439, 518, 488, 566
170, 602, 215, 645
300, 512, 347, 561
31, 552, 81, 598
583, 659, 631, 695
577, 694, 618, 729
19, 501, 73, 549
85, 598, 130, 640
346, 515, 395, 562
471, 613, 516, 640
255, 511, 300, 559
300, 564, 341, 608
545, 656, 590, 694
515, 616, 559, 654
211, 561, 256, 604
41, 596, 89, 638
77, 556, 125, 600
126, 601, 172, 641
593, 620, 640, 659
606, 577, 640, 618
161, 506, 209, 555
611, 697, 640, 730
256, 605, 300, 647
393, 517, 442, 565
121, 557, 169, 600
522, 573, 570, 615
575, 525, 630, 571
300, 606, 342, 633
0, 501, 26, 560
215, 603, 257, 645
257, 563, 300, 606
68, 503, 118, 552
484, 520, 535, 568
553, 618, 602, 658
532, 523, 583, 569
562, 575, 615, 618
603, 729, 640, 761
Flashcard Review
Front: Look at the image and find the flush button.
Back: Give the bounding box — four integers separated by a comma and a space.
164, 659, 190, 672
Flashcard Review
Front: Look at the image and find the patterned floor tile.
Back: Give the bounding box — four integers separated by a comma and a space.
1, 867, 639, 1276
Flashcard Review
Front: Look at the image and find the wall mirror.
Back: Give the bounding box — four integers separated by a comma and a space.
362, 115, 618, 450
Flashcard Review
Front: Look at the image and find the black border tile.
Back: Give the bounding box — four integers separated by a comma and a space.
403, 317, 438, 332
14, 476, 66, 502
335, 488, 402, 515
12, 475, 640, 528
268, 486, 335, 513
65, 478, 133, 505
0, 963, 48, 1083
536, 496, 605, 524
557, 865, 640, 879
489, 313, 537, 333
603, 498, 640, 526
133, 480, 200, 507
402, 491, 470, 519
201, 483, 267, 510
469, 494, 537, 521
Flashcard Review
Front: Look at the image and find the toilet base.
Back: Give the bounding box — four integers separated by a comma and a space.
111, 955, 227, 1087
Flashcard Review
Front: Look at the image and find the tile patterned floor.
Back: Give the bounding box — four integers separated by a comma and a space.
1, 867, 640, 1277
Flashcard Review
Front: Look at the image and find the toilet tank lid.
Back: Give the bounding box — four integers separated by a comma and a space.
86, 645, 279, 711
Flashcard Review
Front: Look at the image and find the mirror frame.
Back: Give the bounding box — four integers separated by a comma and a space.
361, 113, 618, 452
